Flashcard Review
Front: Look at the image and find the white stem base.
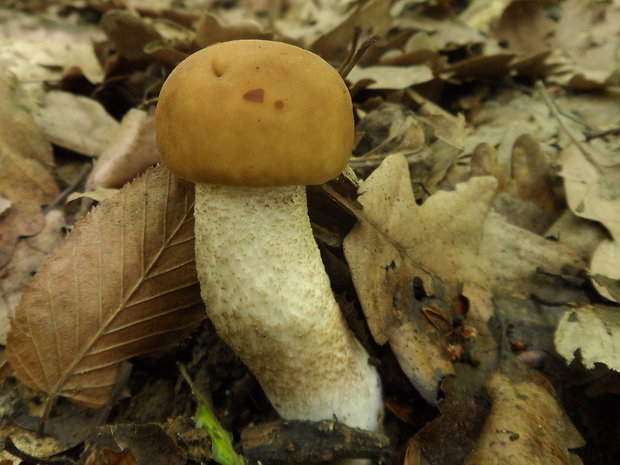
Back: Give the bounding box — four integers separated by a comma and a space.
194, 183, 383, 432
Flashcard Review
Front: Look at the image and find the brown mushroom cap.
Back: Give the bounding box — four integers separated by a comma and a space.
156, 40, 354, 187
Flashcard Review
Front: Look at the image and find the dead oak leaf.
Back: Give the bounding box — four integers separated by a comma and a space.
343, 154, 497, 402
464, 366, 584, 465
345, 153, 497, 297
558, 144, 620, 301
555, 304, 620, 373
6, 165, 204, 407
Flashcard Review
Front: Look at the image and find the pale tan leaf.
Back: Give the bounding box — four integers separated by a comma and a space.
459, 0, 511, 33
6, 165, 204, 407
0, 13, 104, 85
67, 188, 119, 204
464, 366, 585, 465
0, 196, 10, 215
86, 109, 159, 190
555, 305, 620, 372
477, 212, 586, 294
346, 65, 433, 90
558, 143, 620, 301
34, 90, 120, 158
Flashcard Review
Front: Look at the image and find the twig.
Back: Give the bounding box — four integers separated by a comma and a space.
339, 28, 381, 80
585, 126, 620, 141
535, 80, 601, 172
44, 164, 92, 214
338, 25, 362, 77
241, 419, 394, 464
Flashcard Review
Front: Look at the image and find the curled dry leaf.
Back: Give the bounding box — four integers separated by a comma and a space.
464, 366, 584, 465
6, 165, 204, 407
87, 109, 159, 190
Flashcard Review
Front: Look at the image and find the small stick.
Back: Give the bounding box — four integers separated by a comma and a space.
44, 164, 91, 214
585, 127, 620, 141
535, 80, 601, 172
241, 418, 394, 464
339, 27, 381, 79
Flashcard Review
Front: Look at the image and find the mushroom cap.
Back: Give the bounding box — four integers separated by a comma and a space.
156, 40, 354, 187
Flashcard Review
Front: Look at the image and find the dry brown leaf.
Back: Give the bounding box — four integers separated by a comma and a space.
464, 366, 584, 465
87, 109, 159, 190
195, 12, 272, 48
82, 423, 191, 465
6, 165, 204, 407
508, 134, 559, 212
0, 209, 66, 344
494, 1, 555, 54
309, 0, 392, 60
0, 71, 59, 268
100, 10, 163, 62
353, 103, 426, 159
444, 53, 517, 79
477, 212, 585, 295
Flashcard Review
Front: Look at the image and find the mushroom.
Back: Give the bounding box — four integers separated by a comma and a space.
156, 40, 382, 432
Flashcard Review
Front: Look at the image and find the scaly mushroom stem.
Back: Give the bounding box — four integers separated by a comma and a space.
194, 183, 383, 431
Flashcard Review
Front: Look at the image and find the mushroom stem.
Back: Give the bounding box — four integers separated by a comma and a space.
194, 183, 383, 431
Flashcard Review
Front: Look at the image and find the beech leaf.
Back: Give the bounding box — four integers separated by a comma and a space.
6, 165, 204, 407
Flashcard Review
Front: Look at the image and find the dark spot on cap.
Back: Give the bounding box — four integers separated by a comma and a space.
274, 100, 285, 109
243, 88, 265, 102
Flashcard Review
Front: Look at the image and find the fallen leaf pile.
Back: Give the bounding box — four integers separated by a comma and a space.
1, 1, 620, 464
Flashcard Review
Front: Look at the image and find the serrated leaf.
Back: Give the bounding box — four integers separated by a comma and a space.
6, 165, 204, 407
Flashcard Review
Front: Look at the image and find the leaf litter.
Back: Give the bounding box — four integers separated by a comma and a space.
1, 1, 620, 464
